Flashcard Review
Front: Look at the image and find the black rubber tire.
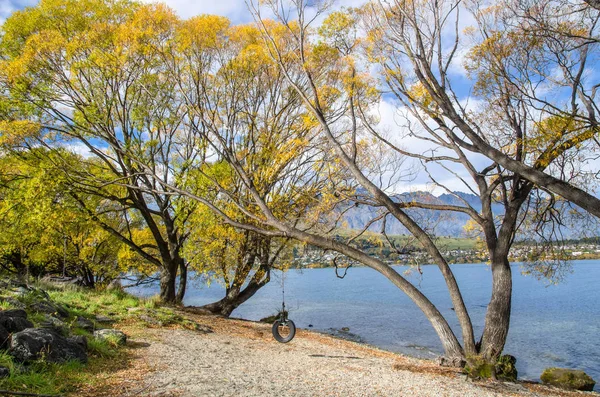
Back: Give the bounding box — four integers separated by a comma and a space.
272, 319, 296, 343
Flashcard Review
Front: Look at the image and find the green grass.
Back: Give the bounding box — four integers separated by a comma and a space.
87, 337, 118, 358
0, 280, 193, 396
0, 359, 91, 395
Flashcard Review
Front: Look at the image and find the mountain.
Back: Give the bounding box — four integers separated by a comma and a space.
342, 191, 503, 237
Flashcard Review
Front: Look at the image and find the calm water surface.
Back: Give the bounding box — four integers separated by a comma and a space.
132, 260, 600, 387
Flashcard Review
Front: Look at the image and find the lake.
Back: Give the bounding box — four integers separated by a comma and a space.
131, 260, 600, 388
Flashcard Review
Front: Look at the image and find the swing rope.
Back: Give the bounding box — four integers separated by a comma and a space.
281, 269, 285, 312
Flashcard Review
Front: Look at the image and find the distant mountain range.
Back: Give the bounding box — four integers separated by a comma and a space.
342, 190, 600, 238
344, 191, 477, 237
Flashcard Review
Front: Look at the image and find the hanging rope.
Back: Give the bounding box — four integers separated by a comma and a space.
281, 269, 285, 311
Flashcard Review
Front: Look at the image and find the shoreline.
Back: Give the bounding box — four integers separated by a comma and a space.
79, 310, 597, 397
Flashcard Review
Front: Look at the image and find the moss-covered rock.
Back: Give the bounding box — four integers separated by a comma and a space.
463, 354, 518, 381
464, 356, 494, 379
540, 367, 596, 391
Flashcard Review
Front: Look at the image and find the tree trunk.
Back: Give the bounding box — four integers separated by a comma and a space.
202, 273, 271, 317
159, 262, 178, 304
176, 261, 187, 304
478, 256, 512, 361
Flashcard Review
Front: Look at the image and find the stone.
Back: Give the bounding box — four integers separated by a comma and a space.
139, 314, 161, 326
0, 324, 9, 349
0, 366, 9, 378
0, 298, 26, 309
106, 279, 123, 291
540, 367, 596, 391
0, 309, 27, 319
30, 301, 69, 319
93, 329, 127, 346
9, 328, 87, 364
39, 316, 68, 335
95, 314, 113, 324
75, 316, 95, 332
438, 356, 467, 368
67, 335, 88, 351
0, 310, 34, 333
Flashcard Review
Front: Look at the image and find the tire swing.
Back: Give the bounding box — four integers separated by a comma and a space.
272, 270, 296, 343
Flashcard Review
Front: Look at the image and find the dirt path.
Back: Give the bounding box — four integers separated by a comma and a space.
78, 313, 583, 397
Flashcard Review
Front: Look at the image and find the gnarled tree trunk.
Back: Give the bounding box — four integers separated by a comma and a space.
202, 270, 270, 317
159, 261, 178, 304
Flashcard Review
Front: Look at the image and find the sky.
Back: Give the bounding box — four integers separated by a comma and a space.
0, 0, 368, 25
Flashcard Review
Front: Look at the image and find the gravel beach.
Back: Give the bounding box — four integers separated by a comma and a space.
78, 313, 590, 397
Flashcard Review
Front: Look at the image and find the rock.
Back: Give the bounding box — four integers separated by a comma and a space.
15, 287, 29, 296
0, 324, 9, 349
0, 366, 9, 378
0, 309, 28, 319
67, 335, 88, 351
30, 301, 69, 319
308, 324, 313, 328
341, 327, 350, 332
94, 329, 127, 346
139, 314, 161, 326
540, 367, 596, 391
106, 279, 123, 291
2, 298, 26, 309
75, 316, 95, 332
95, 314, 113, 324
39, 316, 68, 335
191, 323, 213, 334
9, 328, 87, 364
0, 310, 34, 333
438, 356, 467, 368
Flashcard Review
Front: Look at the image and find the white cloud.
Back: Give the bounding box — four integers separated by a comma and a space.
139, 0, 254, 22
62, 142, 95, 159
138, 0, 370, 23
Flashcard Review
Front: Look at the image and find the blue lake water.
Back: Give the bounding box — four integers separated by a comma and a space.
131, 260, 600, 388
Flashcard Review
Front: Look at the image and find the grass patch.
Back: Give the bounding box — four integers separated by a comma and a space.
0, 351, 15, 371
0, 355, 129, 395
88, 338, 118, 358
0, 279, 198, 396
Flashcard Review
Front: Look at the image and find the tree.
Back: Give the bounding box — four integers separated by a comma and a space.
0, 0, 197, 303
363, 0, 600, 219
359, 0, 600, 364
160, 17, 344, 315
0, 149, 149, 287
184, 195, 292, 316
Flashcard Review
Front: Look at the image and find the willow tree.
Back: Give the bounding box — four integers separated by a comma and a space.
161, 16, 347, 315
183, 164, 294, 317
0, 0, 197, 302
0, 149, 150, 287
